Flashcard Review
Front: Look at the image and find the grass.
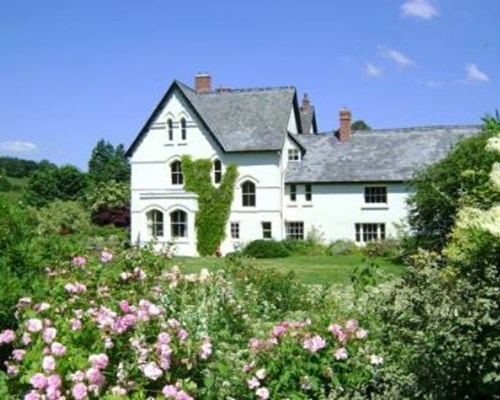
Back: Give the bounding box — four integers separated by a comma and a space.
168, 254, 405, 286
0, 176, 27, 202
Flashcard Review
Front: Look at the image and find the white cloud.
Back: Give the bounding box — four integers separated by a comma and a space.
0, 141, 38, 153
465, 63, 490, 83
365, 63, 383, 77
401, 0, 439, 20
378, 45, 415, 67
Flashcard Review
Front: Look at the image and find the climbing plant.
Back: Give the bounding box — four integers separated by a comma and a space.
181, 156, 238, 256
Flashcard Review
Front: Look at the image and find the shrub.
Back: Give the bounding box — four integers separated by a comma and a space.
243, 239, 291, 258
328, 239, 360, 255
281, 239, 327, 255
361, 239, 400, 258
0, 176, 12, 192
35, 200, 91, 235
91, 205, 130, 227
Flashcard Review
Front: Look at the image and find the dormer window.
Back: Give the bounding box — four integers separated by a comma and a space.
180, 118, 187, 141
288, 148, 300, 161
167, 119, 173, 141
213, 159, 222, 184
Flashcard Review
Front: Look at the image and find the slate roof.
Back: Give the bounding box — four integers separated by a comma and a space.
300, 106, 316, 134
286, 125, 481, 183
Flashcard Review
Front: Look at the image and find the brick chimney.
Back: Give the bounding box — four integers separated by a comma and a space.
195, 73, 212, 93
337, 107, 352, 142
301, 93, 311, 111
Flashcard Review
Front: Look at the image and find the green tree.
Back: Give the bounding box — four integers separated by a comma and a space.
88, 140, 130, 184
406, 117, 500, 251
24, 164, 87, 207
351, 120, 371, 131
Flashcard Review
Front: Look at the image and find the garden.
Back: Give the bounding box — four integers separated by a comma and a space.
1, 117, 499, 399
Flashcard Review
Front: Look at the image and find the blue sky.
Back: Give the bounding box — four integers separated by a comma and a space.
1, 0, 498, 169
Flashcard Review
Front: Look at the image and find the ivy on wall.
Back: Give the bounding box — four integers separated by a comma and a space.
181, 155, 238, 256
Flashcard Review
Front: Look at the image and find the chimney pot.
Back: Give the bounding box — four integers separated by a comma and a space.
301, 93, 311, 110
337, 107, 352, 142
195, 73, 212, 93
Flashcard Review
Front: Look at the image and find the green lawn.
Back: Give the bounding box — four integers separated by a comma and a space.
166, 254, 405, 285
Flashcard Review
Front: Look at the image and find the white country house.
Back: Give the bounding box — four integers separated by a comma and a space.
126, 74, 479, 256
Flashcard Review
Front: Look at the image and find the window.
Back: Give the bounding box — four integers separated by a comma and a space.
213, 159, 222, 184
290, 184, 297, 202
355, 223, 386, 243
167, 119, 173, 141
171, 210, 187, 238
288, 148, 300, 161
230, 222, 240, 239
242, 181, 256, 207
146, 209, 164, 237
364, 186, 387, 203
305, 184, 312, 201
171, 160, 183, 185
286, 222, 304, 240
262, 222, 272, 239
180, 118, 187, 141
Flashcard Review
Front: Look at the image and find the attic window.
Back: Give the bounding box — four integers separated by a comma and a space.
180, 118, 187, 141
364, 186, 387, 203
167, 119, 173, 141
288, 148, 300, 161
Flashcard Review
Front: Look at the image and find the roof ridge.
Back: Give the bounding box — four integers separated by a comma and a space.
200, 85, 296, 94
356, 124, 481, 134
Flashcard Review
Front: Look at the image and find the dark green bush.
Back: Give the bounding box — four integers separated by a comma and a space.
0, 176, 12, 192
281, 239, 326, 255
243, 239, 291, 258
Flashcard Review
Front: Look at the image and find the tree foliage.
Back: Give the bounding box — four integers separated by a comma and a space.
406, 117, 500, 251
24, 164, 87, 207
351, 120, 371, 131
182, 156, 238, 256
88, 139, 130, 184
0, 157, 55, 178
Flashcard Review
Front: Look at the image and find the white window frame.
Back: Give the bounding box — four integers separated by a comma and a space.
262, 221, 272, 239
355, 223, 386, 243
242, 181, 256, 207
213, 159, 222, 184
171, 210, 188, 238
364, 186, 387, 204
171, 160, 183, 185
230, 222, 240, 239
147, 209, 164, 238
288, 148, 300, 161
286, 221, 304, 240
180, 118, 187, 141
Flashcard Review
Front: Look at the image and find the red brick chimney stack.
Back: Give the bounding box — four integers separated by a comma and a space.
195, 73, 212, 93
301, 93, 311, 111
338, 107, 352, 142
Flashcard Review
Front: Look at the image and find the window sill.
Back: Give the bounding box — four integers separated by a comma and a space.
287, 204, 298, 208
177, 142, 188, 146
303, 204, 313, 208
164, 143, 175, 147
361, 205, 389, 210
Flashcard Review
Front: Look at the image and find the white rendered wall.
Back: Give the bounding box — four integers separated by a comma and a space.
283, 182, 409, 243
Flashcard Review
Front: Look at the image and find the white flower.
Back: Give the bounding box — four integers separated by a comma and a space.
370, 354, 384, 365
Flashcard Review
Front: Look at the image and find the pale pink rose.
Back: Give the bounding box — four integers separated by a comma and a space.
255, 368, 266, 380
356, 328, 368, 339
6, 363, 19, 375
85, 367, 105, 386
256, 387, 270, 399
334, 347, 348, 360
70, 370, 85, 382
30, 373, 47, 389
118, 300, 131, 313
148, 304, 161, 316
42, 355, 56, 372
328, 323, 347, 343
111, 386, 127, 396
302, 335, 327, 353
26, 318, 43, 333
64, 283, 76, 293
18, 297, 32, 307
51, 342, 66, 357
141, 362, 163, 380
34, 302, 51, 312
89, 353, 108, 370
0, 329, 16, 344
72, 382, 88, 400
167, 318, 180, 328
43, 327, 57, 343
370, 354, 384, 365
72, 256, 87, 266
22, 332, 32, 345
271, 324, 287, 337
346, 319, 359, 333
46, 385, 61, 400
104, 337, 114, 349
100, 251, 113, 263
24, 390, 41, 400
247, 377, 260, 389
157, 332, 171, 344
47, 374, 62, 388
176, 390, 194, 400
162, 385, 178, 397
70, 318, 82, 331
12, 349, 26, 361
199, 337, 212, 360
177, 329, 188, 341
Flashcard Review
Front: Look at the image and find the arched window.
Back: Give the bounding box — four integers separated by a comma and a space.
167, 119, 173, 141
170, 209, 187, 238
241, 181, 256, 207
180, 118, 187, 141
171, 160, 183, 185
146, 209, 164, 237
213, 159, 222, 184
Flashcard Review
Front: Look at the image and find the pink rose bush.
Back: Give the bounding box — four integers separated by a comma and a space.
0, 246, 384, 398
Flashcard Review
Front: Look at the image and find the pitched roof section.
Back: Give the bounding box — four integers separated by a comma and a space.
300, 107, 317, 134
286, 125, 481, 183
126, 80, 297, 156
178, 83, 297, 152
